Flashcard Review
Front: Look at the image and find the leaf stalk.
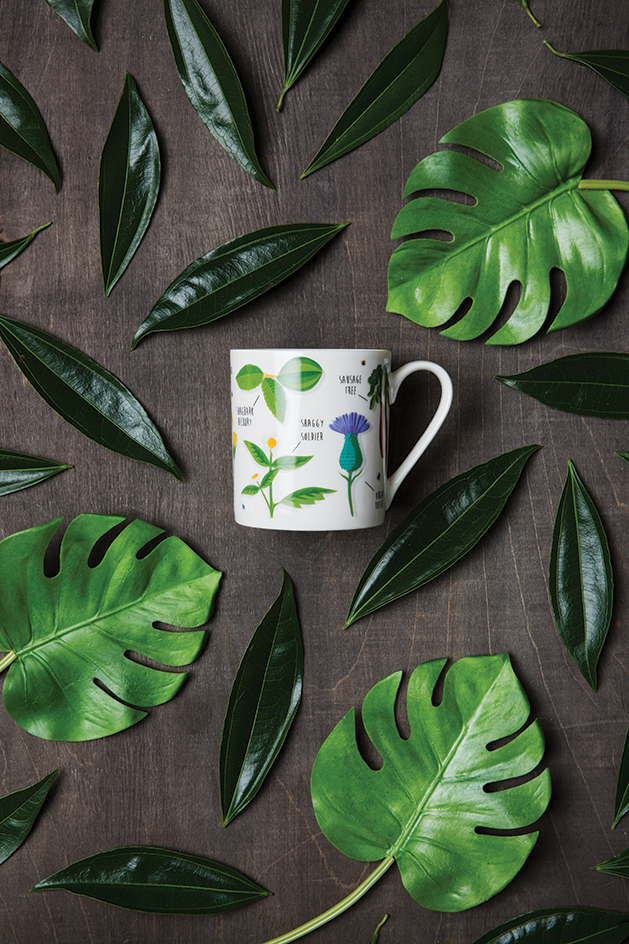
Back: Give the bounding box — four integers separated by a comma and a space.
579, 180, 629, 192
0, 652, 17, 673
260, 856, 394, 944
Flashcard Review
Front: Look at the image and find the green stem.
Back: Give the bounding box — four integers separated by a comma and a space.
579, 180, 629, 192
277, 86, 289, 112
260, 857, 394, 944
523, 1, 540, 27
0, 652, 17, 673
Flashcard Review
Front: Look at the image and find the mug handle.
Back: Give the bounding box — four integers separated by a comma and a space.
385, 361, 453, 510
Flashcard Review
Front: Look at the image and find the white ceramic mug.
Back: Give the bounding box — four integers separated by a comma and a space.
231, 348, 452, 531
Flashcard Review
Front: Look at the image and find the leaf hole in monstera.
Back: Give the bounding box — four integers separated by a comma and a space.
353, 708, 385, 771
542, 267, 568, 332
42, 527, 63, 578
430, 658, 448, 707
406, 187, 476, 206
402, 228, 453, 243
444, 142, 503, 175
87, 517, 136, 568
91, 675, 166, 714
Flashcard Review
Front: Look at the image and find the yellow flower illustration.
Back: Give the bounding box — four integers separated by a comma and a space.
267, 437, 277, 449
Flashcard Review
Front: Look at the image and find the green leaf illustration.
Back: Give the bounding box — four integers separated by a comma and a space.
44, 0, 98, 50
496, 353, 629, 418
236, 364, 264, 390
31, 846, 269, 913
473, 907, 629, 944
549, 462, 613, 691
260, 469, 280, 488
387, 99, 629, 345
302, 0, 447, 177
0, 448, 71, 496
546, 44, 629, 100
0, 60, 61, 192
0, 222, 51, 270
164, 0, 273, 188
613, 727, 629, 829
279, 486, 336, 508
132, 222, 348, 347
99, 73, 160, 297
346, 445, 540, 628
0, 770, 57, 866
0, 314, 181, 479
595, 848, 629, 880
244, 441, 271, 467
277, 357, 324, 391
242, 484, 261, 495
220, 571, 303, 826
278, 0, 352, 110
0, 514, 221, 741
262, 377, 287, 422
513, 0, 540, 27
273, 455, 313, 470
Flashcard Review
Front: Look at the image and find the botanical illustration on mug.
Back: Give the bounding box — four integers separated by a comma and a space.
235, 357, 323, 422
367, 364, 389, 461
329, 412, 371, 517
241, 437, 335, 518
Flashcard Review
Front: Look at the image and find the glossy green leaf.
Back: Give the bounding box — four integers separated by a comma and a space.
595, 848, 629, 880
346, 445, 540, 628
548, 462, 613, 691
0, 769, 57, 866
613, 726, 629, 829
277, 356, 323, 391
132, 222, 348, 347
0, 448, 71, 496
0, 314, 181, 479
387, 99, 629, 345
99, 73, 160, 297
0, 222, 51, 270
302, 0, 447, 177
312, 654, 550, 912
0, 514, 221, 740
368, 915, 389, 943
164, 0, 273, 188
245, 441, 271, 467
473, 907, 629, 944
262, 377, 287, 422
546, 44, 629, 100
0, 60, 60, 192
31, 845, 268, 913
44, 0, 98, 50
220, 571, 303, 826
236, 364, 264, 390
278, 0, 352, 110
513, 0, 540, 27
496, 353, 629, 419
280, 486, 336, 507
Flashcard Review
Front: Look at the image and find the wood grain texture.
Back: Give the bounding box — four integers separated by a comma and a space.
2, 0, 629, 940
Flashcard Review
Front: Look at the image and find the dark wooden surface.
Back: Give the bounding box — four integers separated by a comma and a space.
2, 0, 629, 940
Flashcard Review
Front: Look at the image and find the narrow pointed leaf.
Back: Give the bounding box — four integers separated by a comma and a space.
279, 0, 353, 110
0, 448, 71, 496
613, 727, 629, 829
44, 0, 98, 50
473, 907, 629, 944
262, 376, 286, 422
31, 845, 268, 913
99, 73, 160, 297
273, 454, 313, 470
0, 514, 221, 740
312, 654, 550, 911
236, 364, 264, 390
496, 353, 629, 419
302, 0, 448, 177
220, 571, 303, 826
0, 222, 51, 270
0, 60, 60, 191
0, 314, 181, 479
280, 486, 336, 507
164, 0, 273, 187
132, 222, 348, 347
548, 462, 613, 691
0, 769, 57, 866
244, 441, 271, 467
277, 356, 324, 391
546, 44, 629, 100
595, 848, 629, 880
346, 445, 540, 628
513, 0, 540, 27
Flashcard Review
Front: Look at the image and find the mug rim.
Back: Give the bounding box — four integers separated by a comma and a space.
230, 347, 391, 354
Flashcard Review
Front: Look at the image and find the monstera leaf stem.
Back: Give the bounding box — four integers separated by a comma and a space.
579, 180, 629, 192
0, 652, 17, 672
261, 856, 394, 944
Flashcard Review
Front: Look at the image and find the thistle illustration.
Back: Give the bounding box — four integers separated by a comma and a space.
329, 412, 370, 517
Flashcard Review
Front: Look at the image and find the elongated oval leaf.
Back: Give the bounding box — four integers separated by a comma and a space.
278, 0, 352, 110
31, 845, 268, 913
164, 0, 273, 188
496, 353, 629, 418
387, 99, 629, 345
312, 654, 551, 912
220, 571, 303, 826
0, 60, 60, 191
345, 444, 540, 628
0, 769, 57, 866
277, 356, 323, 391
236, 364, 264, 390
0, 447, 71, 496
302, 0, 447, 178
613, 726, 629, 829
548, 461, 613, 691
546, 44, 629, 100
280, 486, 335, 507
0, 222, 51, 270
0, 514, 221, 740
473, 907, 629, 944
99, 73, 160, 297
0, 314, 181, 478
244, 441, 271, 467
595, 848, 629, 880
44, 0, 98, 50
131, 222, 348, 347
262, 376, 286, 422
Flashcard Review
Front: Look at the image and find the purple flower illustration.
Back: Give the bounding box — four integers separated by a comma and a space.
329, 412, 370, 516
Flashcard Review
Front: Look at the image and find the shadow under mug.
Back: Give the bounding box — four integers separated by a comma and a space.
231, 348, 453, 531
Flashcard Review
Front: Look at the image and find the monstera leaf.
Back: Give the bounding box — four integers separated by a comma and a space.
0, 514, 221, 741
387, 99, 629, 345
